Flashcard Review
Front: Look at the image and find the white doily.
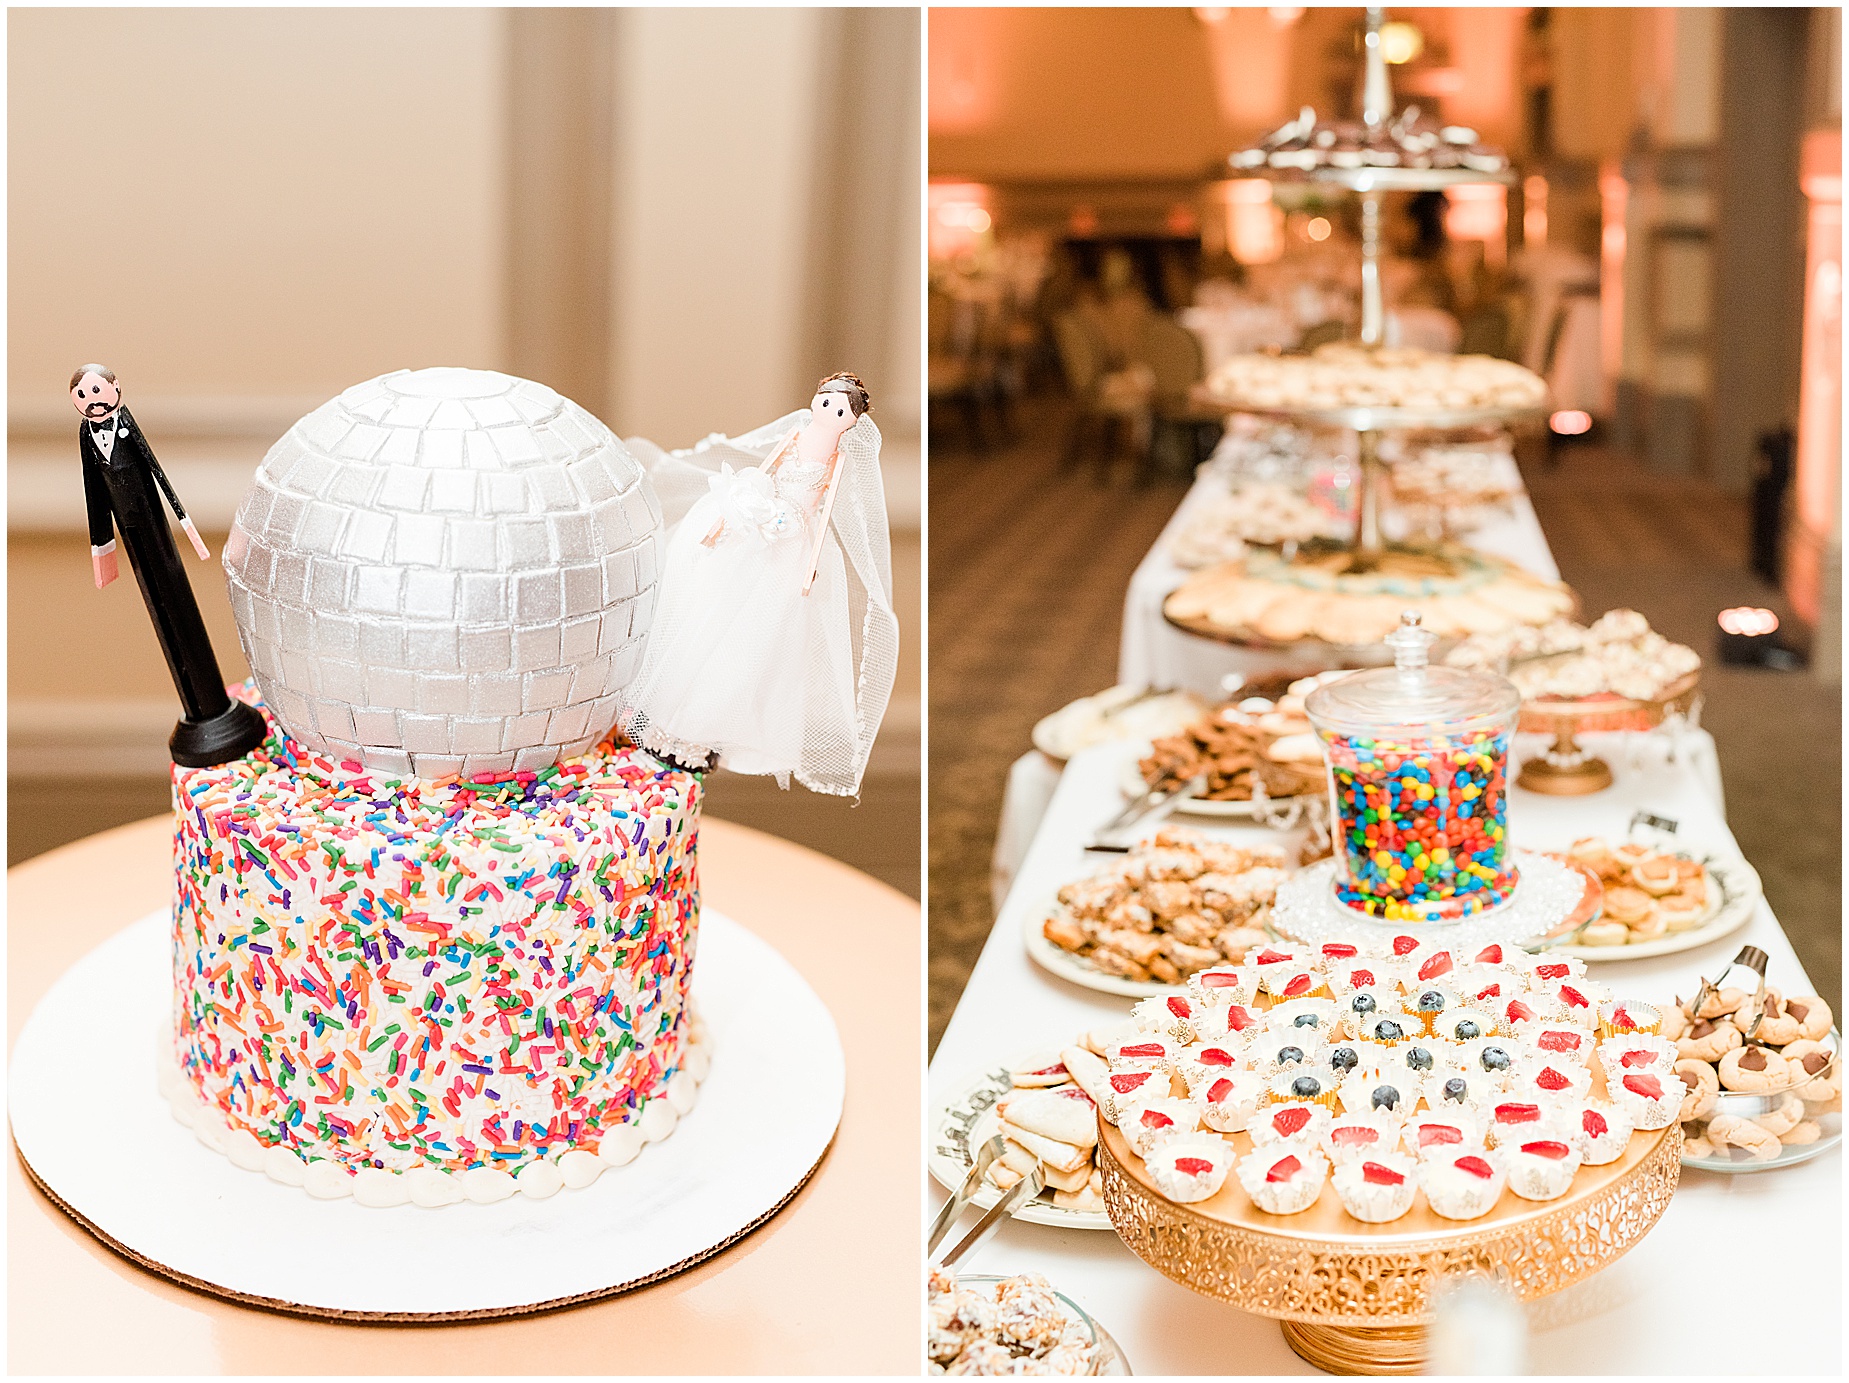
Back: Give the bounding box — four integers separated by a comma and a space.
1270, 849, 1589, 952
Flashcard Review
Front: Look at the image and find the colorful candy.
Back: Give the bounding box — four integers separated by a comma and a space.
1318, 728, 1518, 920
171, 685, 702, 1181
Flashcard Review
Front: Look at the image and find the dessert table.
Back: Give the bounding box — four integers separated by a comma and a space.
931, 738, 1840, 1375
10, 815, 921, 1375
1117, 451, 1558, 696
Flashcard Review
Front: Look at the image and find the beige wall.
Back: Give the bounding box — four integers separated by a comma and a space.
9, 8, 921, 806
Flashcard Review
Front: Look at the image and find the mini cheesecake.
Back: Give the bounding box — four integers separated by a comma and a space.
1195, 1002, 1265, 1046
1248, 1100, 1334, 1147
1431, 1006, 1499, 1044
1456, 1037, 1523, 1089
1321, 1111, 1403, 1163
1236, 1139, 1329, 1215
1267, 1066, 1341, 1112
1132, 993, 1202, 1045
1249, 1033, 1326, 1077
1563, 1099, 1634, 1165
1096, 1067, 1167, 1124
1404, 944, 1462, 986
1484, 1099, 1571, 1148
1188, 966, 1257, 1009
1339, 1073, 1415, 1119
1537, 977, 1609, 1023
1194, 1069, 1266, 1133
1515, 1054, 1594, 1104
1262, 996, 1340, 1039
1327, 961, 1404, 998
1355, 1014, 1412, 1047
1374, 1038, 1460, 1083
1599, 1000, 1663, 1039
1175, 1041, 1244, 1094
1120, 1095, 1202, 1157
1400, 985, 1465, 1036
1335, 987, 1397, 1038
1261, 967, 1330, 1002
1332, 1151, 1420, 1222
1503, 1136, 1582, 1201
1400, 1111, 1485, 1160
1450, 965, 1515, 1009
1104, 1035, 1180, 1073
1420, 1149, 1507, 1220
1515, 1021, 1593, 1060
1421, 1072, 1489, 1115
1145, 1137, 1236, 1204
1596, 1033, 1679, 1080
1324, 1040, 1367, 1081
1249, 944, 1310, 986
1519, 954, 1588, 989
1607, 1068, 1685, 1129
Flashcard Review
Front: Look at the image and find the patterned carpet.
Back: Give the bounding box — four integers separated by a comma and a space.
928, 400, 1840, 1052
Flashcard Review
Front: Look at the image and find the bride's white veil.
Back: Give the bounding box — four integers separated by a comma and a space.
622, 409, 898, 796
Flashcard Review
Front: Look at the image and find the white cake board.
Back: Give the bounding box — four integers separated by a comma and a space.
9, 907, 843, 1320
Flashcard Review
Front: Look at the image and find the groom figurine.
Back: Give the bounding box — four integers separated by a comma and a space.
72, 364, 267, 766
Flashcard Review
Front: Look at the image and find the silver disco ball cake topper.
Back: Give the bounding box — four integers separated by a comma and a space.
223, 367, 662, 779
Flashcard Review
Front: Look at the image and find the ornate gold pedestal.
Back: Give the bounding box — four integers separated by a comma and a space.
1098, 1121, 1681, 1375
1516, 672, 1701, 796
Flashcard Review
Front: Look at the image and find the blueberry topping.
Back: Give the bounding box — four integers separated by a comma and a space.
1291, 1075, 1321, 1098
1371, 1085, 1401, 1111
1406, 1047, 1434, 1071
1352, 994, 1377, 1014
1480, 1046, 1512, 1071
1330, 1046, 1359, 1072
1455, 1019, 1482, 1041
1418, 990, 1446, 1012
1374, 1019, 1404, 1042
1278, 1045, 1305, 1065
1442, 1077, 1468, 1101
1293, 1013, 1321, 1028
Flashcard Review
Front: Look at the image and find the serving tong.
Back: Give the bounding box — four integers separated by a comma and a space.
1689, 945, 1772, 1043
1086, 771, 1208, 853
928, 1134, 1047, 1268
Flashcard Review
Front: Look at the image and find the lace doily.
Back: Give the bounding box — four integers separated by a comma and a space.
1270, 849, 1589, 952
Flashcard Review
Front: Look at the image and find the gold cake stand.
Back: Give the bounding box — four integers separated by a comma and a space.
1098, 1114, 1679, 1375
1516, 670, 1702, 796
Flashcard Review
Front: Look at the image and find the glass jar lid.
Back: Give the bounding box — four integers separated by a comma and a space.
1305, 610, 1520, 740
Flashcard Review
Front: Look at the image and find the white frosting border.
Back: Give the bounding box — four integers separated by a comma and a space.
157, 1010, 712, 1209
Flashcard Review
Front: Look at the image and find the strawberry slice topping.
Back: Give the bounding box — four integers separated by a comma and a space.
1536, 1030, 1581, 1053
1534, 963, 1569, 981
1331, 1125, 1378, 1147
1392, 935, 1420, 955
1321, 942, 1358, 959
1611, 1005, 1637, 1029
1283, 973, 1314, 997
1167, 996, 1192, 1018
1622, 1073, 1663, 1100
1619, 1049, 1656, 1068
1174, 1156, 1216, 1177
1558, 984, 1589, 1009
1225, 1006, 1259, 1031
1266, 1154, 1302, 1183
1207, 1078, 1235, 1103
1200, 1047, 1235, 1067
1256, 949, 1292, 966
1026, 1062, 1067, 1077
1418, 952, 1454, 980
1535, 1067, 1571, 1091
1350, 969, 1377, 989
1418, 1124, 1464, 1148
1110, 1072, 1152, 1094
1361, 1161, 1405, 1185
1504, 999, 1537, 1024
1201, 971, 1243, 989
1582, 1109, 1609, 1138
1474, 944, 1504, 964
1140, 1109, 1174, 1130
1520, 1140, 1571, 1159
1455, 1155, 1495, 1179
1272, 1107, 1311, 1137
1120, 1042, 1166, 1059
1476, 983, 1503, 1000
1056, 1086, 1095, 1105
1495, 1103, 1541, 1124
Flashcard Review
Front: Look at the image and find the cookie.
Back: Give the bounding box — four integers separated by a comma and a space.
1007, 1050, 1074, 1088
999, 1086, 1100, 1149
1601, 886, 1654, 927
1784, 994, 1833, 1042
1682, 1132, 1716, 1159
1779, 1119, 1822, 1146
1741, 990, 1802, 1046
1676, 1017, 1742, 1063
1673, 1058, 1719, 1122
1659, 1003, 1691, 1042
1717, 1044, 1789, 1092
1577, 920, 1631, 948
1706, 1113, 1781, 1163
1749, 1093, 1805, 1139
1780, 1039, 1840, 1104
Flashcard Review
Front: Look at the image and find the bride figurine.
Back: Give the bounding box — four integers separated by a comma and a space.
618, 372, 898, 796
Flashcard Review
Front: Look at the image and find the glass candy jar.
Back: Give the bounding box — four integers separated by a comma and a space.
1306, 612, 1522, 921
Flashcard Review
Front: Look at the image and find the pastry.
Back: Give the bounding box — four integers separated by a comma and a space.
1785, 995, 1833, 1042
1322, 1111, 1404, 1162
1189, 966, 1257, 1008
1596, 1033, 1678, 1077
1249, 1101, 1334, 1147
1673, 1058, 1720, 1122
1677, 1016, 1743, 1063
1567, 1101, 1633, 1166
1504, 1137, 1582, 1201
1119, 1096, 1202, 1158
1236, 1140, 1328, 1215
1608, 1069, 1686, 1129
1576, 920, 1632, 947
1096, 1067, 1164, 1124
1006, 1050, 1074, 1089
1268, 1067, 1341, 1112
1601, 886, 1654, 928
1599, 1001, 1662, 1038
1144, 1138, 1235, 1204
999, 1086, 1099, 1150
1195, 1071, 1266, 1133
1402, 1112, 1484, 1159
1420, 1149, 1507, 1220
1059, 1046, 1111, 1106
1132, 994, 1203, 1045
1705, 1112, 1781, 1163
1717, 1044, 1789, 1093
1332, 1153, 1420, 1222
1779, 1039, 1840, 1103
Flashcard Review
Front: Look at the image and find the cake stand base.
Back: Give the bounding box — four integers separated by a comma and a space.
1516, 748, 1613, 795
9, 908, 843, 1320
1281, 1321, 1425, 1376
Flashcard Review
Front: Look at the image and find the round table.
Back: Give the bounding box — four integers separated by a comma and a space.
10, 814, 920, 1374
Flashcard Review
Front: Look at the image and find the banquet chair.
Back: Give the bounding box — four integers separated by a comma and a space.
1134, 313, 1220, 483
1052, 309, 1150, 480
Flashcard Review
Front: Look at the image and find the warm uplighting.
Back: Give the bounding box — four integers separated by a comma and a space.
1220, 179, 1284, 265
1598, 164, 1629, 410
1443, 184, 1506, 267
1790, 128, 1841, 627
1267, 7, 1304, 24
929, 181, 994, 260
1166, 203, 1200, 237
1549, 410, 1593, 436
1523, 175, 1548, 250
1379, 21, 1423, 65
1069, 205, 1100, 237
1306, 216, 1331, 242
1718, 607, 1780, 638
1193, 8, 1230, 24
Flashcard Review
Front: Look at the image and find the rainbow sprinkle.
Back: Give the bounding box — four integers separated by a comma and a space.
171, 684, 702, 1178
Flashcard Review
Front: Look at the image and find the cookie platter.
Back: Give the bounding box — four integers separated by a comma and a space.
930, 1058, 1115, 1231
1550, 850, 1761, 963
1115, 756, 1315, 820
